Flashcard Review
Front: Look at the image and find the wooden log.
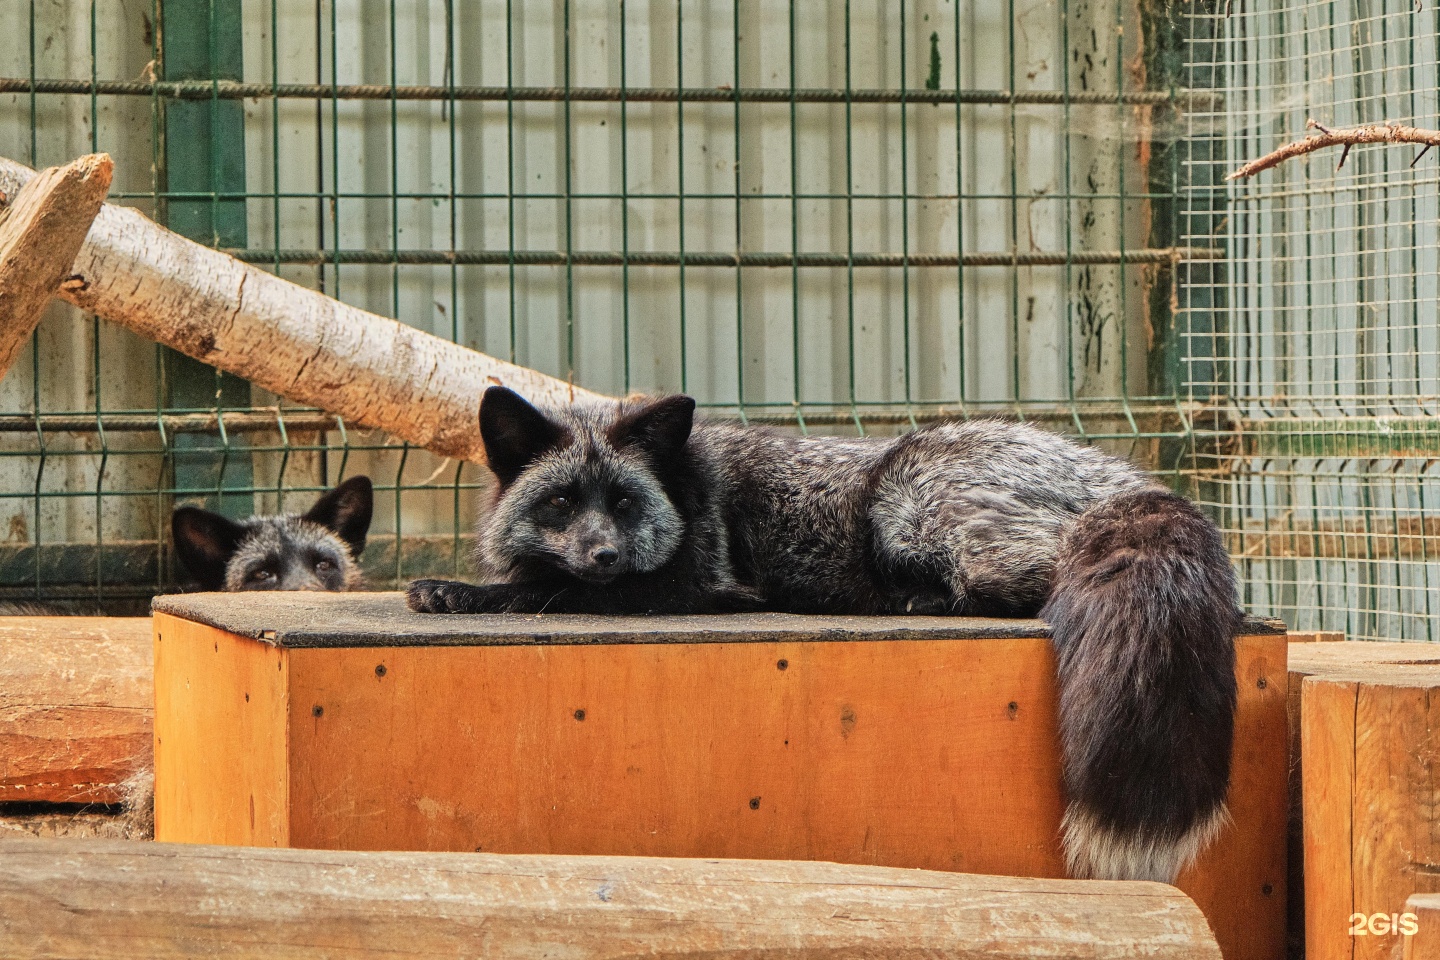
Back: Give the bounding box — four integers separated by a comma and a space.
0, 837, 1222, 959
1289, 640, 1440, 678
1289, 631, 1344, 643
0, 617, 152, 804
0, 809, 148, 841
1286, 641, 1440, 960
1296, 646, 1440, 960
151, 592, 1287, 960
0, 154, 603, 464
0, 153, 112, 378
1402, 892, 1440, 958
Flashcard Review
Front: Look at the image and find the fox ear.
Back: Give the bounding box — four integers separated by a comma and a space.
303, 475, 373, 557
480, 386, 568, 485
611, 394, 696, 460
172, 506, 246, 591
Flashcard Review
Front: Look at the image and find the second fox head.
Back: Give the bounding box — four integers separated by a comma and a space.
171, 476, 374, 592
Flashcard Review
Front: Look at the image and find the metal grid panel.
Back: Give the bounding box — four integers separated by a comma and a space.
1181, 0, 1440, 640
2, 0, 1202, 609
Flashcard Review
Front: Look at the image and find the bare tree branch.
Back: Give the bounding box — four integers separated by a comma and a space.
1228, 119, 1440, 180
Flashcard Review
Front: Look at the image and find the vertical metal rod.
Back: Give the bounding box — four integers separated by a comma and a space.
953, 0, 966, 408
563, 0, 576, 380
506, 0, 519, 364
732, 0, 746, 421
620, 0, 632, 391
676, 0, 689, 394
787, 0, 804, 433
1006, 0, 1021, 410
844, 1, 858, 426
898, 1, 912, 416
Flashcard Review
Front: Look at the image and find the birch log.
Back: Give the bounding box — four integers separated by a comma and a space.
0, 838, 1222, 959
0, 155, 604, 464
0, 153, 112, 378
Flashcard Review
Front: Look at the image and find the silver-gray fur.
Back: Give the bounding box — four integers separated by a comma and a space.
172, 476, 373, 592
408, 389, 1240, 882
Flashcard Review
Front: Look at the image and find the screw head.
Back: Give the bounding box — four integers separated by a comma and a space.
748, 797, 761, 810
375, 664, 387, 677
312, 705, 324, 718
777, 659, 788, 670
574, 709, 586, 721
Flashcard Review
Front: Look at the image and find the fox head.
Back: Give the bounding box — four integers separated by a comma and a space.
171, 476, 374, 592
478, 386, 693, 584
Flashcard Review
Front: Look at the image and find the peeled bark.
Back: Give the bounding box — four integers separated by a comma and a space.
0, 155, 603, 464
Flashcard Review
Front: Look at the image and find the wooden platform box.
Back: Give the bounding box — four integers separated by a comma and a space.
1289, 642, 1440, 960
152, 593, 1288, 960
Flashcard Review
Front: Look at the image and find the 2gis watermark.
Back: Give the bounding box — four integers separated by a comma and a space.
1349, 912, 1419, 938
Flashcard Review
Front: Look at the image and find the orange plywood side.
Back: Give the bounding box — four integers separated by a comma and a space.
1303, 677, 1359, 960
1177, 634, 1289, 960
152, 614, 289, 846
283, 635, 1284, 960
286, 637, 1069, 877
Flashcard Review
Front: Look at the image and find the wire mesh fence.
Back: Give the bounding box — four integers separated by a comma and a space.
1182, 0, 1440, 640
1, 0, 1432, 640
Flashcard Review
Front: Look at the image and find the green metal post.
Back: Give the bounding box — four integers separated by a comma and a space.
160, 0, 254, 517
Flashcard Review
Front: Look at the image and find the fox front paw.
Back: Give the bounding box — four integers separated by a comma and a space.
406, 578, 495, 614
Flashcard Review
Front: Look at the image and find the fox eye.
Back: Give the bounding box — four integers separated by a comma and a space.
251, 569, 275, 582
315, 559, 334, 573
548, 495, 571, 510
614, 497, 632, 512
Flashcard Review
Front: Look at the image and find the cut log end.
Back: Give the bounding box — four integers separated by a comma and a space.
0, 152, 113, 379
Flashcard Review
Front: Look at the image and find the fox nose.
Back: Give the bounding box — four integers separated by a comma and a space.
592, 546, 619, 568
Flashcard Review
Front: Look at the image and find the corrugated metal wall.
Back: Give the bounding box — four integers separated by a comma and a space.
0, 0, 1182, 605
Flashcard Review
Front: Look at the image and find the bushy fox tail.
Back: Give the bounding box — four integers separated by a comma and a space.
1040, 489, 1240, 882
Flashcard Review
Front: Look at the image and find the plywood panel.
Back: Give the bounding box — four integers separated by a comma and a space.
1178, 634, 1289, 960
286, 637, 1069, 877
0, 616, 152, 804
152, 613, 288, 846
1303, 677, 1359, 960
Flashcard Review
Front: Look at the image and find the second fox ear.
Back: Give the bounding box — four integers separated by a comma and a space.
172, 507, 247, 590
304, 475, 374, 557
610, 394, 696, 460
479, 386, 569, 485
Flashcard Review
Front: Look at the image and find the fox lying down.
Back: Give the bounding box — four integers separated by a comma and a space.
407, 386, 1240, 883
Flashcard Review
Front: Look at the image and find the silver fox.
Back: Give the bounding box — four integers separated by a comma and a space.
407, 388, 1240, 882
172, 476, 373, 591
